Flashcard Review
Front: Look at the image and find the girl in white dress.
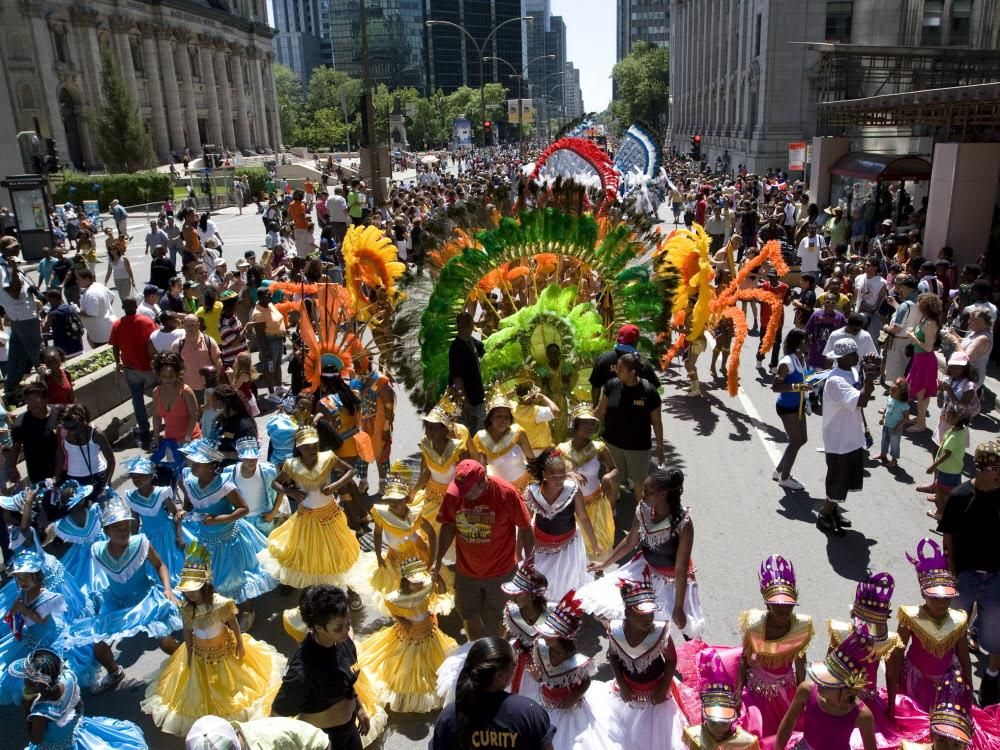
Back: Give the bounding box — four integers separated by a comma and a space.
470, 389, 535, 491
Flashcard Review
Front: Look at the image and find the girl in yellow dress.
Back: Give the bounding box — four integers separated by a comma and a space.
141, 542, 286, 737
559, 403, 619, 560
356, 557, 458, 713
258, 427, 368, 602
470, 388, 536, 491
370, 469, 453, 615
413, 393, 469, 553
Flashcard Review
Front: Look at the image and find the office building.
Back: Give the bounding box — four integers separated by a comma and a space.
564, 63, 584, 118
617, 0, 670, 62
329, 0, 427, 90
273, 0, 325, 85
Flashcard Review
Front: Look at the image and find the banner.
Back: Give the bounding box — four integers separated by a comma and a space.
507, 99, 534, 125
788, 141, 807, 172
453, 117, 472, 147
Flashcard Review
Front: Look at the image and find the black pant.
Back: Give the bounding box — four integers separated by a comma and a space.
324, 720, 362, 750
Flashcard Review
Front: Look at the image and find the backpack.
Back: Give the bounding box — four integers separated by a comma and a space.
62, 307, 85, 340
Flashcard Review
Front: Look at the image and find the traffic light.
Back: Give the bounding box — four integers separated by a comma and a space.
483, 120, 492, 139
690, 134, 702, 161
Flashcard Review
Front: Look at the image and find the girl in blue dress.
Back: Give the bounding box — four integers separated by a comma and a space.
64, 497, 181, 694
177, 439, 276, 630
0, 488, 90, 621
230, 436, 284, 535
46, 481, 106, 603
123, 457, 193, 582
9, 649, 148, 750
0, 550, 98, 705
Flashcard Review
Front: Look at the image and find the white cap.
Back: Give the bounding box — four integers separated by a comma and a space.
185, 716, 240, 750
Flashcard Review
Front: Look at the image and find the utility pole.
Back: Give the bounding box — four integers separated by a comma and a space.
359, 0, 383, 202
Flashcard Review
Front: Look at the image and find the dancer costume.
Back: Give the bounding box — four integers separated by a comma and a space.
8, 659, 148, 750
281, 606, 388, 748
65, 498, 181, 648
357, 368, 394, 479
738, 555, 814, 737
258, 428, 364, 590
578, 500, 705, 638
789, 624, 877, 750
533, 590, 614, 750
828, 573, 926, 749
503, 555, 550, 699
356, 557, 457, 712
524, 476, 592, 602
684, 648, 760, 750
472, 391, 531, 491
415, 395, 468, 554
48, 484, 107, 601
317, 389, 374, 478
178, 439, 276, 603
141, 543, 286, 737
559, 405, 615, 559
901, 670, 1000, 750
0, 550, 97, 705
124, 457, 194, 582
897, 539, 970, 711
230, 437, 282, 535
370, 473, 453, 615
265, 396, 300, 466
601, 570, 687, 750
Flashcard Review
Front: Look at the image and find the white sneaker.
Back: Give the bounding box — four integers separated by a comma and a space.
771, 470, 780, 481
778, 477, 805, 491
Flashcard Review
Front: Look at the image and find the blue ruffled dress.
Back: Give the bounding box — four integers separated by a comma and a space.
51, 506, 107, 604
64, 534, 181, 647
179, 468, 277, 603
0, 589, 97, 705
22, 669, 148, 750
0, 546, 90, 623
125, 486, 194, 582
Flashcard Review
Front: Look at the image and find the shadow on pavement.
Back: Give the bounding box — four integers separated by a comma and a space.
825, 528, 876, 581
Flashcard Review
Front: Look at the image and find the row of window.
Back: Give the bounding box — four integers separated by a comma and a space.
824, 0, 974, 45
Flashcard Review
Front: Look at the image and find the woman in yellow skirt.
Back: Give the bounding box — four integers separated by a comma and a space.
258, 427, 368, 600
370, 471, 454, 615
141, 542, 286, 737
559, 403, 619, 560
356, 557, 458, 714
281, 604, 388, 748
470, 388, 536, 491
412, 394, 469, 556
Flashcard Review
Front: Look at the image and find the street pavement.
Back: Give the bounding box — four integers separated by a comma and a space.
3, 201, 997, 748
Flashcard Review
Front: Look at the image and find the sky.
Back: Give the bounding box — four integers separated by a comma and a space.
551, 0, 615, 113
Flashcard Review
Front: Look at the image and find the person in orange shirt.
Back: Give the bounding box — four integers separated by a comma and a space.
288, 190, 311, 257
303, 178, 315, 209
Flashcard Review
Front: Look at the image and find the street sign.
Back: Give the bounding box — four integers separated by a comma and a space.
788, 141, 807, 171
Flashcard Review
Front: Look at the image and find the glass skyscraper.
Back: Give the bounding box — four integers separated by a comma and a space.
329, 0, 428, 90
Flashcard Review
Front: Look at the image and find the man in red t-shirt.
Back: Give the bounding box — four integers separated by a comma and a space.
432, 459, 534, 639
109, 297, 157, 449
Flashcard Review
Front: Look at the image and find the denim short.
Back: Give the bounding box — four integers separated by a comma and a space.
955, 571, 1000, 653
936, 470, 962, 489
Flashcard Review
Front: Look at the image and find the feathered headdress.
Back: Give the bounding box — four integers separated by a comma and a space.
341, 225, 406, 320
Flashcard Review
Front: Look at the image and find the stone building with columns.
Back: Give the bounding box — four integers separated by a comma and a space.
0, 0, 282, 171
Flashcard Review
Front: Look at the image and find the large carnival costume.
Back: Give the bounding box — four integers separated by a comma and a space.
178, 439, 276, 603
356, 557, 458, 713
559, 403, 617, 560
141, 543, 286, 736
533, 589, 615, 750
258, 427, 366, 590
124, 457, 193, 582
356, 366, 395, 488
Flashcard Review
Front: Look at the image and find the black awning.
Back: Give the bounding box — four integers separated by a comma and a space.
829, 152, 933, 181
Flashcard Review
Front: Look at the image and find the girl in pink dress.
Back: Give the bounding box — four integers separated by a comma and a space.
685, 648, 762, 750
775, 624, 878, 750
739, 555, 815, 739
900, 669, 1000, 750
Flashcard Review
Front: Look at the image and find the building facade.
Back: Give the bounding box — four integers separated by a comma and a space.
273, 0, 324, 85
668, 0, 1000, 173
424, 0, 527, 94
564, 63, 584, 118
329, 0, 427, 90
0, 0, 282, 170
617, 0, 670, 62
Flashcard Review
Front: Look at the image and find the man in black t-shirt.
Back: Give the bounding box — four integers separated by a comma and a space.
9, 382, 59, 486
938, 439, 1000, 706
595, 352, 664, 504
448, 312, 486, 431
589, 323, 661, 405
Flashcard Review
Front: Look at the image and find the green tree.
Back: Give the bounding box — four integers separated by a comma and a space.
611, 41, 670, 133
297, 108, 351, 151
274, 64, 305, 146
91, 49, 155, 171
305, 66, 362, 116
444, 84, 508, 141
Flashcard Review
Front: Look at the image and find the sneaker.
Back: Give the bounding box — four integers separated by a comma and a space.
768, 366, 777, 375
833, 506, 853, 528
347, 589, 364, 612
778, 477, 805, 491
92, 666, 125, 694
771, 470, 780, 482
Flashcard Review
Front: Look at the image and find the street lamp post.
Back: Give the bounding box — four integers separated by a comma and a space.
483, 54, 553, 152
544, 82, 566, 139
426, 16, 532, 148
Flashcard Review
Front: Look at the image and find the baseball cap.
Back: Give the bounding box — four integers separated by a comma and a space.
214, 257, 227, 268
447, 459, 486, 498
185, 715, 239, 750
615, 324, 640, 353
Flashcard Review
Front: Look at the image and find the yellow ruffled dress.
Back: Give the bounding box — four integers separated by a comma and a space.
281, 606, 388, 748
141, 594, 286, 737
258, 451, 364, 590
369, 503, 454, 615
414, 429, 468, 543
559, 439, 615, 559
356, 584, 458, 714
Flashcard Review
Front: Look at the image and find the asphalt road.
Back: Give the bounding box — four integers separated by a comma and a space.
4, 201, 996, 749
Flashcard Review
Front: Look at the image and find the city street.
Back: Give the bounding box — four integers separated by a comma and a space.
2, 203, 993, 749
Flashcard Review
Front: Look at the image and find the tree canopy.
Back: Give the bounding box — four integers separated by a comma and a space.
611, 41, 670, 134
92, 49, 155, 172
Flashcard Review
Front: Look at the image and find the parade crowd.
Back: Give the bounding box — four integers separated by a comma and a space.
0, 147, 997, 750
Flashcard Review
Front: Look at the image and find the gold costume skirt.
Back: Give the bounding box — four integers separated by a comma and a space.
584, 490, 616, 559
370, 547, 454, 616
141, 628, 286, 737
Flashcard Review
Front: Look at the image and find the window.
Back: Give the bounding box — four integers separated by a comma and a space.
17, 83, 35, 109
825, 1, 853, 43
51, 29, 69, 64
951, 0, 973, 45
754, 13, 762, 56
6, 34, 27, 61
130, 38, 143, 74
922, 0, 943, 45
190, 49, 200, 78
